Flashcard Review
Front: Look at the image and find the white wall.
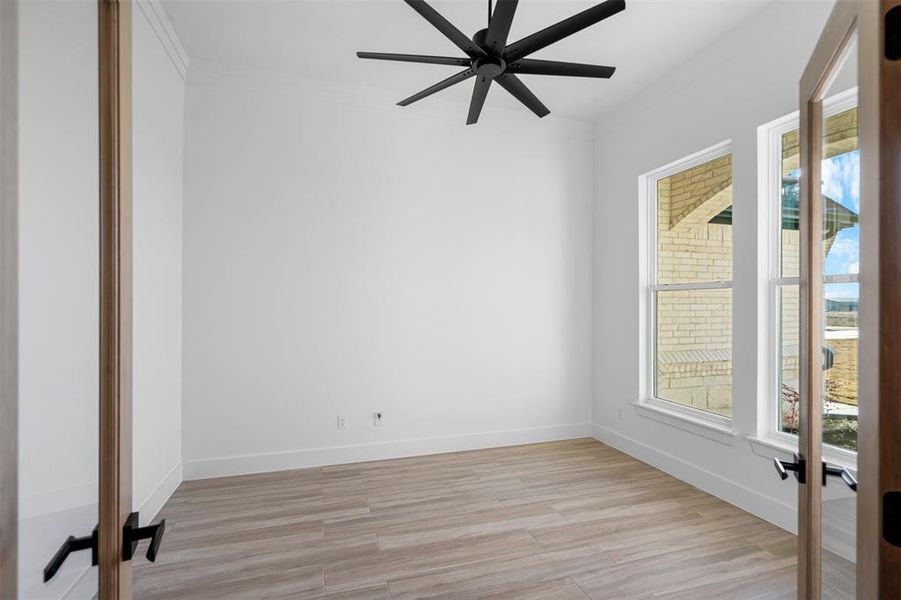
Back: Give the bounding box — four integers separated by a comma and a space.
591, 0, 856, 554
20, 1, 858, 593
132, 1, 186, 525
17, 3, 185, 597
181, 65, 595, 478
18, 3, 99, 597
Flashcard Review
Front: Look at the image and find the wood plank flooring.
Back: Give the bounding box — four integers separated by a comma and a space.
133, 439, 849, 599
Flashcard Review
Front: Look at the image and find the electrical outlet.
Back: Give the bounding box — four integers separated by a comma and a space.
374, 411, 384, 427
337, 415, 347, 429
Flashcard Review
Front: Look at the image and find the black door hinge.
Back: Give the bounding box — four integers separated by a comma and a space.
887, 6, 901, 60
884, 492, 901, 547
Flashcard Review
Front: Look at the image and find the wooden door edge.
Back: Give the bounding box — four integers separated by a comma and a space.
872, 1, 901, 595
798, 90, 825, 600
798, 1, 859, 597
855, 2, 884, 597
98, 1, 133, 597
0, 1, 18, 598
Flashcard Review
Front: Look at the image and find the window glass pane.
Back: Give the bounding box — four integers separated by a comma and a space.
779, 282, 860, 450
779, 129, 800, 278
778, 285, 800, 434
823, 282, 858, 452
822, 109, 860, 277
655, 288, 732, 416
819, 48, 858, 594
656, 154, 733, 285
780, 107, 859, 279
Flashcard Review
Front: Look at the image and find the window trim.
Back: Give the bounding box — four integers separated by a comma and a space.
640, 139, 734, 425
761, 87, 860, 449
634, 399, 737, 446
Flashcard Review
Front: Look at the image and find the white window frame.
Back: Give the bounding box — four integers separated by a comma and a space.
761, 88, 859, 460
639, 139, 734, 428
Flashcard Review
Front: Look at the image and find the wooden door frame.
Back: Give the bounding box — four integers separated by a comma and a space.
800, 1, 901, 597
0, 1, 18, 597
849, 0, 901, 597
98, 0, 133, 598
859, 0, 901, 596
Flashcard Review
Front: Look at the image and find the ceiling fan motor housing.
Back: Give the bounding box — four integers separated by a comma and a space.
473, 55, 506, 79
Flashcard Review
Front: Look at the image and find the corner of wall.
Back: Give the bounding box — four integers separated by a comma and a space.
590, 422, 796, 533
590, 122, 598, 429
136, 0, 190, 81
133, 0, 188, 521
137, 462, 183, 523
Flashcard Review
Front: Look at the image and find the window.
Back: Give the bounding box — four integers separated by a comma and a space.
648, 143, 734, 418
766, 91, 859, 452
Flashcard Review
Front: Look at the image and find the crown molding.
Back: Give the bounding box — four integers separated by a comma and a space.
136, 0, 190, 81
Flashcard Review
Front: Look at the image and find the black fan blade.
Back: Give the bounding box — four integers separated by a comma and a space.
357, 52, 471, 67
404, 0, 486, 57
508, 58, 615, 78
495, 73, 549, 118
503, 0, 625, 62
466, 76, 493, 125
484, 0, 518, 54
398, 68, 475, 106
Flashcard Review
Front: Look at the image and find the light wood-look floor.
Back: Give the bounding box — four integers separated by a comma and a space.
133, 439, 851, 599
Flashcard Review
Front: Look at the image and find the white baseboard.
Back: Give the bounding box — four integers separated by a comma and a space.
183, 422, 592, 480
138, 462, 183, 524
591, 423, 859, 562
591, 422, 797, 534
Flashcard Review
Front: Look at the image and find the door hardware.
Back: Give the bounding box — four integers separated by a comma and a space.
773, 453, 806, 484
123, 511, 166, 562
887, 6, 901, 60
773, 454, 857, 492
823, 462, 857, 492
43, 527, 98, 582
43, 511, 165, 583
884, 492, 901, 547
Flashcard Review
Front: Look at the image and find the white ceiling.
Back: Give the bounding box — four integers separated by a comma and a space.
161, 0, 776, 121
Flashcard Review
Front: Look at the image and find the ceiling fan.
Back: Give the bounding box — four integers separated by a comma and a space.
357, 0, 625, 125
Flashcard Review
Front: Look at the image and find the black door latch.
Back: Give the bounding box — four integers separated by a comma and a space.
123, 511, 167, 562
823, 462, 857, 492
773, 453, 806, 484
43, 527, 98, 582
773, 454, 857, 492
43, 511, 166, 583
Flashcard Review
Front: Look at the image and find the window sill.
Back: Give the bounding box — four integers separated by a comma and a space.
632, 400, 738, 446
747, 432, 797, 459
746, 433, 858, 473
